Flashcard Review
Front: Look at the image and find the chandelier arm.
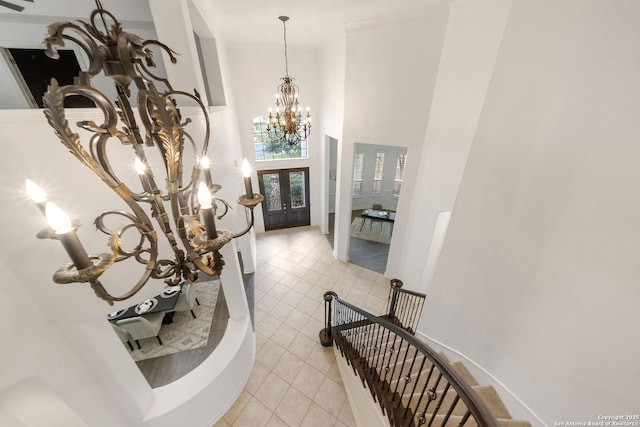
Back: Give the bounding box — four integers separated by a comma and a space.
162, 89, 211, 154
42, 81, 171, 300
42, 82, 162, 245
232, 209, 256, 239
233, 194, 265, 239
87, 260, 155, 304
45, 21, 104, 78
51, 210, 159, 305
94, 212, 154, 261
43, 81, 121, 189
138, 40, 178, 89
91, 132, 137, 187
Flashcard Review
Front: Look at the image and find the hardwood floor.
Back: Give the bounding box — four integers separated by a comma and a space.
135, 272, 256, 388
347, 237, 390, 273
326, 211, 390, 274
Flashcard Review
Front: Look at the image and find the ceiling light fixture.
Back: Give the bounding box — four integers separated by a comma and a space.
266, 16, 311, 146
26, 1, 263, 305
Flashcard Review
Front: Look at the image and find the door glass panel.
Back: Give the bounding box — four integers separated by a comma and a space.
289, 171, 306, 208
262, 173, 282, 211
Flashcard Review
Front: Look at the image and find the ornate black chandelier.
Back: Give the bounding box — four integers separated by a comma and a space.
26, 1, 263, 305
266, 16, 311, 146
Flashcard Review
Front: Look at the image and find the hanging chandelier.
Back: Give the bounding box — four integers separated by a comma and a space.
25, 1, 263, 305
266, 16, 311, 146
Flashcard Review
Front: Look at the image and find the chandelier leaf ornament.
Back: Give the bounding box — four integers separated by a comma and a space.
25, 0, 263, 305
266, 16, 311, 146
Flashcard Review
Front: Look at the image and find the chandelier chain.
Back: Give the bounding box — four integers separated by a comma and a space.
282, 18, 289, 77
95, 0, 108, 33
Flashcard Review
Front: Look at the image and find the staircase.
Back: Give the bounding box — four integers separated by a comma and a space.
320, 280, 532, 427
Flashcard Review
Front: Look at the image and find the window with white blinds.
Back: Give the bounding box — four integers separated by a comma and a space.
372, 152, 385, 195
352, 153, 364, 195
393, 153, 406, 196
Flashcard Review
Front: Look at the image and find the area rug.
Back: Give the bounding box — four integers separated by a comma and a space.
128, 279, 220, 362
350, 217, 392, 244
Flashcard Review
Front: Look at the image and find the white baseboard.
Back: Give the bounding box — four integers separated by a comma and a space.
333, 346, 390, 427
415, 331, 545, 427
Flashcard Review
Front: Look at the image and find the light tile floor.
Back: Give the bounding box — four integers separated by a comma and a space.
213, 226, 393, 427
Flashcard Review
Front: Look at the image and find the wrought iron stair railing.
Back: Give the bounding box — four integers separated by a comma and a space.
382, 279, 426, 334
320, 290, 501, 427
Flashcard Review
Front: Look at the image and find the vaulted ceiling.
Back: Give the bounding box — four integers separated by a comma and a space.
0, 0, 449, 48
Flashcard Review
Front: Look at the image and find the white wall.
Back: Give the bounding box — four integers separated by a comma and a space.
319, 36, 346, 233
395, 0, 512, 291
0, 258, 132, 426
417, 0, 640, 424
334, 8, 449, 265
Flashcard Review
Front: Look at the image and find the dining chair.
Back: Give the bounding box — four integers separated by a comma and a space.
364, 204, 385, 230
116, 312, 164, 349
174, 283, 199, 319
110, 323, 134, 351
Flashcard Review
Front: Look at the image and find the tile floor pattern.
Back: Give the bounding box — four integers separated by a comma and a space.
213, 226, 393, 427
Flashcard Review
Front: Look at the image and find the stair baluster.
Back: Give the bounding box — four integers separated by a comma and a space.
322, 290, 505, 427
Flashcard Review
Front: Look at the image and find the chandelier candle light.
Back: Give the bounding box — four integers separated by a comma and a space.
266, 16, 311, 146
242, 159, 253, 199
25, 1, 263, 305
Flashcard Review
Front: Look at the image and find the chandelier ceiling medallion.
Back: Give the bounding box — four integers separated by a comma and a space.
266, 16, 311, 146
25, 0, 263, 305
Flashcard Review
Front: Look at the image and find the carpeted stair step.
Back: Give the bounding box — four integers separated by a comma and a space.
422, 414, 532, 427
471, 385, 511, 419
401, 384, 512, 419
386, 351, 458, 396
450, 360, 479, 386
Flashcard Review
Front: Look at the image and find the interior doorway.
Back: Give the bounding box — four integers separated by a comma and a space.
347, 143, 408, 273
328, 136, 338, 243
257, 167, 311, 231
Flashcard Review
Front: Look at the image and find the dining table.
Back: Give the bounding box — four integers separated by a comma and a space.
360, 209, 396, 231
106, 284, 182, 324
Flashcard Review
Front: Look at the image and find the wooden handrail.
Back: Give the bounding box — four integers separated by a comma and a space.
324, 292, 501, 427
